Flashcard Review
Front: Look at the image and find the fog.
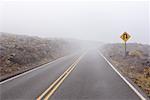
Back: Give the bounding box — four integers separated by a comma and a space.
0, 0, 149, 44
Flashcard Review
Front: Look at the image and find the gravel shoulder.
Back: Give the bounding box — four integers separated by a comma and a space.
100, 43, 150, 98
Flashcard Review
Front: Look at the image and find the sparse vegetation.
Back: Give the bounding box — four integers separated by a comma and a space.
100, 43, 150, 97
0, 33, 82, 81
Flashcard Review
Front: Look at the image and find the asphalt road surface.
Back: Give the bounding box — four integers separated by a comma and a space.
0, 50, 144, 100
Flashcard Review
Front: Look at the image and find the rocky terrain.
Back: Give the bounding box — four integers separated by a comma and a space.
100, 43, 150, 97
0, 33, 82, 81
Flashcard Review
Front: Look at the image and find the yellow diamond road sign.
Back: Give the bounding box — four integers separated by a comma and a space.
120, 32, 131, 42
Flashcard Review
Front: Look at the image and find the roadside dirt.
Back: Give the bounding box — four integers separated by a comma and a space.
100, 43, 150, 97
0, 33, 82, 81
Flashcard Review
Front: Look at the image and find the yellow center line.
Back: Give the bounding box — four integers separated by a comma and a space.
37, 52, 86, 100
44, 58, 80, 100
37, 64, 73, 100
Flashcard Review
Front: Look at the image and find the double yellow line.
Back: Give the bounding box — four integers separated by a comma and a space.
37, 52, 86, 100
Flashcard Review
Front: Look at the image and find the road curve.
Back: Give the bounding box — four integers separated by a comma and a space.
50, 50, 141, 100
0, 50, 144, 100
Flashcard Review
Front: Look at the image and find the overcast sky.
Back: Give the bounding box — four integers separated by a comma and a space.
0, 0, 149, 44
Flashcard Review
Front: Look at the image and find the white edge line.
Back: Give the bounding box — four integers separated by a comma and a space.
0, 52, 79, 84
97, 50, 147, 100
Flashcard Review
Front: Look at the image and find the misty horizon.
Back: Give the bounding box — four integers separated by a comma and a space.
0, 32, 149, 45
0, 1, 149, 44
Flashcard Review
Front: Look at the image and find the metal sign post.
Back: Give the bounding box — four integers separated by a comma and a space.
125, 41, 127, 57
120, 32, 131, 57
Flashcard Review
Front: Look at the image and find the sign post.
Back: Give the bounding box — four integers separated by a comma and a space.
120, 32, 131, 57
125, 41, 126, 57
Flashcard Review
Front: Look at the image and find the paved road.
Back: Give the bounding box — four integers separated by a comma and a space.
0, 50, 143, 100
0, 52, 81, 100
50, 50, 141, 100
